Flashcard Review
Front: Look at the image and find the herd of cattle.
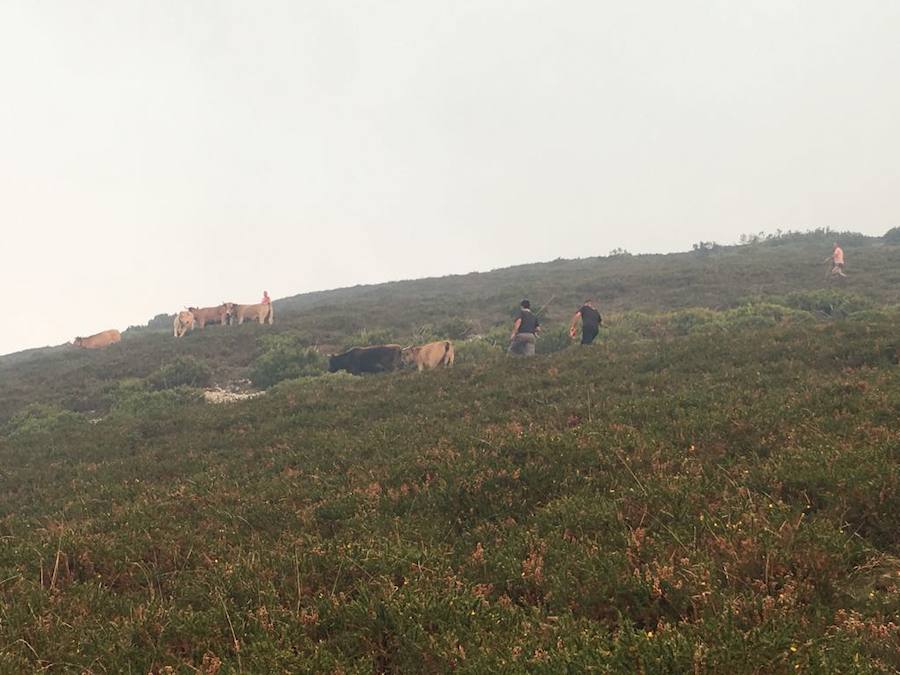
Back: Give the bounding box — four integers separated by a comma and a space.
174, 301, 275, 337
71, 301, 456, 375
72, 301, 273, 348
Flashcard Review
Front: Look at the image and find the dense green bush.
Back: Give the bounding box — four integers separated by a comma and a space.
3, 404, 85, 438
668, 307, 720, 335
340, 327, 398, 350
718, 302, 812, 331
884, 226, 900, 244
607, 311, 660, 340
250, 334, 326, 388
410, 316, 478, 344
454, 338, 504, 365
479, 325, 515, 349
535, 325, 573, 354
434, 316, 478, 341
847, 306, 900, 323
780, 290, 873, 318
146, 356, 213, 390
601, 304, 813, 342
109, 382, 202, 416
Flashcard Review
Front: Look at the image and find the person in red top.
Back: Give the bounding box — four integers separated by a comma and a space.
261, 291, 271, 304
824, 243, 847, 278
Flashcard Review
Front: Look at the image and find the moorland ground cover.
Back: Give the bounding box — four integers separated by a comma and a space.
1, 231, 898, 672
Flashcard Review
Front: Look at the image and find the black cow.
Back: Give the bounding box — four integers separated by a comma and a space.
328, 345, 403, 375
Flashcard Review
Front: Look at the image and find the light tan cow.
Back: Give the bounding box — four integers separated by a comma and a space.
73, 329, 121, 349
402, 340, 455, 371
173, 310, 196, 338
232, 302, 274, 325
188, 303, 234, 329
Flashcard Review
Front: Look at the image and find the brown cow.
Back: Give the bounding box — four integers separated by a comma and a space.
173, 310, 195, 338
232, 302, 274, 325
187, 303, 234, 329
402, 340, 455, 371
73, 329, 121, 349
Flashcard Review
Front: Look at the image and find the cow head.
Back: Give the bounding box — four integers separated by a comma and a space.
220, 302, 236, 324
328, 352, 350, 373
399, 345, 419, 366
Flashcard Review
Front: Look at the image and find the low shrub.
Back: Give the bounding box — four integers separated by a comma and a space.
668, 308, 720, 335
340, 328, 398, 350
3, 404, 85, 438
608, 247, 632, 257
454, 338, 504, 365
480, 325, 515, 349
250, 334, 326, 388
146, 356, 213, 390
883, 226, 900, 244
535, 325, 573, 354
432, 316, 478, 341
847, 307, 900, 323
606, 311, 659, 340
718, 302, 812, 331
779, 290, 873, 318
109, 384, 202, 416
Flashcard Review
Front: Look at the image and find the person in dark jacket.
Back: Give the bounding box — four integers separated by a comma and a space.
509, 299, 541, 356
569, 299, 602, 345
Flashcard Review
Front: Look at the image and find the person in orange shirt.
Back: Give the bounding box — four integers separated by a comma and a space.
824, 243, 847, 278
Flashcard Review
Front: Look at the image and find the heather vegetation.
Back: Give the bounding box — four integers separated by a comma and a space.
0, 231, 898, 673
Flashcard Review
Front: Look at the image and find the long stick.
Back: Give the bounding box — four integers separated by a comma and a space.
534, 295, 556, 318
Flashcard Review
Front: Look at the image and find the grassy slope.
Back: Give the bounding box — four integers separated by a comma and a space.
2, 231, 898, 421
1, 232, 899, 673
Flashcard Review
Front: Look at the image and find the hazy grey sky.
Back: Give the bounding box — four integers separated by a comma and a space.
1, 1, 897, 355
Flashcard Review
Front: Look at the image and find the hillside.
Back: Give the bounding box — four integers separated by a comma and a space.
2, 229, 899, 421
1, 231, 899, 673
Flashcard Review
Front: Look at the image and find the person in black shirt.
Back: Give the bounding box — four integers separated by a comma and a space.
569, 299, 602, 345
509, 299, 540, 356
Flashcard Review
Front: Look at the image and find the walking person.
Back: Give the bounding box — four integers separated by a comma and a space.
569, 299, 602, 344
509, 299, 540, 356
824, 243, 847, 278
